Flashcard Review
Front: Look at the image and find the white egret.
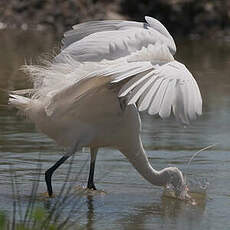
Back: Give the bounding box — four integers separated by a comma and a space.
9, 16, 202, 199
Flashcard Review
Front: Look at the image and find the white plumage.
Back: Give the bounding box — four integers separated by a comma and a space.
9, 16, 202, 199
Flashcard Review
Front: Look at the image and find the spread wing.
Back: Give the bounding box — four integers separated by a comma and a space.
51, 59, 201, 124
87, 60, 202, 124
56, 16, 176, 63
26, 16, 201, 125
114, 61, 202, 124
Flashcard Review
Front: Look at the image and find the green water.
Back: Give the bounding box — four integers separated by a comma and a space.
0, 30, 230, 229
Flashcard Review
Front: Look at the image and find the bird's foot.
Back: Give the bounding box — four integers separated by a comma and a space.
41, 192, 56, 198
87, 183, 97, 190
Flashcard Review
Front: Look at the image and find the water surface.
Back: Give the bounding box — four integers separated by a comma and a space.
0, 30, 230, 229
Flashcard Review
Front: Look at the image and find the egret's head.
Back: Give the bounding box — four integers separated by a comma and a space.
163, 167, 190, 200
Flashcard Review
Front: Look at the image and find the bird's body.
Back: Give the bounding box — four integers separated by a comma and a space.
9, 16, 202, 199
26, 78, 137, 149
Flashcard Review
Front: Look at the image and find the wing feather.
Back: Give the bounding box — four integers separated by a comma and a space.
127, 75, 158, 105
118, 69, 154, 97
173, 80, 188, 123
138, 77, 164, 112
191, 77, 202, 115
111, 63, 152, 83
159, 79, 176, 118
148, 79, 168, 115
62, 20, 123, 49
57, 16, 176, 63
113, 60, 202, 124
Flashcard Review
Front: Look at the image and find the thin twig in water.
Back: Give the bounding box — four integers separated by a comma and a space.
9, 165, 16, 230
187, 143, 218, 168
28, 167, 42, 226
53, 157, 89, 223
43, 152, 88, 229
43, 154, 75, 228
24, 162, 42, 229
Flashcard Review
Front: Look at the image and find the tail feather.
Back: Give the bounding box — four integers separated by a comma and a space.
11, 89, 35, 96
9, 94, 31, 112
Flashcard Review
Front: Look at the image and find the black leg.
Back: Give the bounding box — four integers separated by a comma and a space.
87, 161, 96, 190
87, 148, 98, 190
45, 155, 70, 197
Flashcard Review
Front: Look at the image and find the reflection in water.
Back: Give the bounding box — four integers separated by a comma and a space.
86, 195, 95, 230
0, 30, 230, 230
118, 196, 206, 230
161, 197, 206, 230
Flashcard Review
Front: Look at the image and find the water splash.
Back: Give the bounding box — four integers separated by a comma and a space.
163, 183, 192, 203
186, 176, 209, 193
162, 143, 217, 203
163, 176, 208, 205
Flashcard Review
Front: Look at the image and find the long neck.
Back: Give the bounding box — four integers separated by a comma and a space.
120, 136, 167, 187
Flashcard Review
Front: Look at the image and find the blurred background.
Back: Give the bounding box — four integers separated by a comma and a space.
1, 0, 230, 38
